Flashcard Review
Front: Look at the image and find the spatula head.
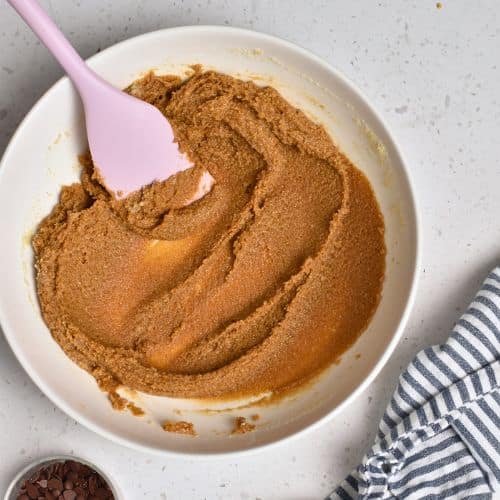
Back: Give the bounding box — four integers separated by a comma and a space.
82, 77, 191, 198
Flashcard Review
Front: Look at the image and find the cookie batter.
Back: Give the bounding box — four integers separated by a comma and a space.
33, 71, 385, 400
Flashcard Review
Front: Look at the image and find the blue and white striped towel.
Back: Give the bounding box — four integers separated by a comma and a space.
330, 266, 500, 499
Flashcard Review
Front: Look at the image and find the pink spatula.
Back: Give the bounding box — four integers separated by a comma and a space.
8, 0, 195, 198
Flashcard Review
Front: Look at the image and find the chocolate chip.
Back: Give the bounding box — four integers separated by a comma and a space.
48, 478, 63, 491
17, 495, 29, 500
26, 483, 39, 499
80, 465, 93, 477
94, 488, 110, 499
65, 472, 78, 483
51, 491, 61, 498
63, 491, 77, 500
88, 476, 96, 495
67, 461, 81, 473
38, 480, 48, 488
64, 481, 74, 490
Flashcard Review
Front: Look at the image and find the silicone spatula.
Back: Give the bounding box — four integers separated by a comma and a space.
8, 0, 193, 198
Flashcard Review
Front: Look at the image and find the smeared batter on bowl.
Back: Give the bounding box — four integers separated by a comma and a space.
33, 71, 385, 400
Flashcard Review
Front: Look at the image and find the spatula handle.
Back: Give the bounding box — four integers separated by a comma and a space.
7, 0, 95, 94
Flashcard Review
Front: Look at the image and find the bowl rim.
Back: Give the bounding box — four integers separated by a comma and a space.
0, 25, 421, 458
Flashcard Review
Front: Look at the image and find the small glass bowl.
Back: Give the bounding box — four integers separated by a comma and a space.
4, 454, 121, 500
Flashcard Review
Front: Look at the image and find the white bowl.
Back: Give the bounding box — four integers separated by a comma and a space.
0, 26, 419, 456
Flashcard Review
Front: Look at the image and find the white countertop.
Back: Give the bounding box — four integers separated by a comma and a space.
1, 1, 499, 498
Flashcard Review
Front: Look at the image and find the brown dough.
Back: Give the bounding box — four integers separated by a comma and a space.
33, 71, 385, 399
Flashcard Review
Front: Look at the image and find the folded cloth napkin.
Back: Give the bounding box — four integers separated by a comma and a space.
330, 266, 500, 500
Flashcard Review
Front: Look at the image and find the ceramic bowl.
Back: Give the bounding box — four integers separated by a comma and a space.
0, 26, 419, 455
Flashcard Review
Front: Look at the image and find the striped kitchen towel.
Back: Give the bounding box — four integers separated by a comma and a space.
330, 266, 500, 500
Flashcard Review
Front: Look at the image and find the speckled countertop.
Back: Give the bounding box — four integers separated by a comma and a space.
1, 1, 499, 499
